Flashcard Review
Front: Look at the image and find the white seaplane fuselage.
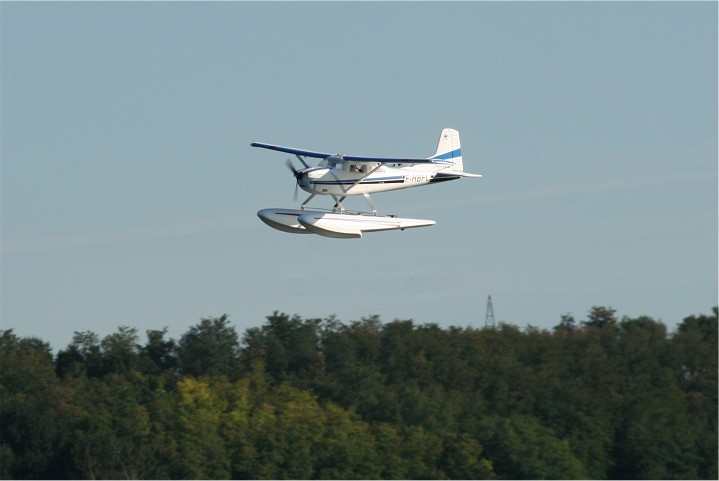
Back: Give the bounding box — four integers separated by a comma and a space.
298, 157, 460, 197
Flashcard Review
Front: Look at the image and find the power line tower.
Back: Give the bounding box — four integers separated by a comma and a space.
484, 295, 495, 328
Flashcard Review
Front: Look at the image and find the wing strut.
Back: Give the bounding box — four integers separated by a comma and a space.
295, 154, 309, 169
333, 163, 383, 214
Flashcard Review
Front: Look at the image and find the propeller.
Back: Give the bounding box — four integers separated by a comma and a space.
285, 158, 301, 201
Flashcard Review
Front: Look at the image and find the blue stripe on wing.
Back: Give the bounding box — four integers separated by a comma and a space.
342, 155, 434, 164
251, 142, 457, 165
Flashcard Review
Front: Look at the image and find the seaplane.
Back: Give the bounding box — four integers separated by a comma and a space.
252, 128, 481, 238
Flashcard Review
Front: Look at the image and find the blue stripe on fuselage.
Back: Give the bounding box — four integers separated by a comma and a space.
430, 148, 462, 161
311, 176, 404, 185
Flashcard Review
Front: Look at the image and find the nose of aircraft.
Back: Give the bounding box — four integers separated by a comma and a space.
296, 171, 308, 188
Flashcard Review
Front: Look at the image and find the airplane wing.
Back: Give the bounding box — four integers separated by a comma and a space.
342, 155, 434, 164
250, 142, 334, 159
251, 142, 433, 164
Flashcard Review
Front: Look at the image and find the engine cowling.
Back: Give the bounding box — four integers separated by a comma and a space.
306, 167, 330, 179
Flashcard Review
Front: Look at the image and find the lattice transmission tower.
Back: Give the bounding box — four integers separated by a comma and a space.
484, 295, 495, 328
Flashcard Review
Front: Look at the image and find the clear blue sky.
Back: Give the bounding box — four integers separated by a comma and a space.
2, 2, 717, 352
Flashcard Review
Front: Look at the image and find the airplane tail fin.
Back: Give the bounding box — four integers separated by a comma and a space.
430, 128, 482, 177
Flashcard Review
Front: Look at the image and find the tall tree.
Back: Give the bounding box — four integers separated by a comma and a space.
140, 328, 179, 378
55, 331, 103, 378
0, 331, 76, 478
69, 374, 159, 479
669, 308, 718, 479
177, 315, 241, 378
242, 312, 324, 388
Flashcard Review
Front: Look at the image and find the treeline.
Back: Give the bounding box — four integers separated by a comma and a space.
1, 307, 716, 479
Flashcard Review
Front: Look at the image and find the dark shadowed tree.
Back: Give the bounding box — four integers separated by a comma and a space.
55, 330, 103, 378
668, 308, 718, 479
256, 312, 324, 385
0, 330, 76, 479
582, 306, 618, 329
100, 326, 141, 376
177, 315, 241, 378
141, 328, 179, 377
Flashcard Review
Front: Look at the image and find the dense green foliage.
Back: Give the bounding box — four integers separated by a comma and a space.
1, 307, 716, 479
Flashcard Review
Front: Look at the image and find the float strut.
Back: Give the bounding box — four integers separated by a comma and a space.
363, 193, 377, 215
